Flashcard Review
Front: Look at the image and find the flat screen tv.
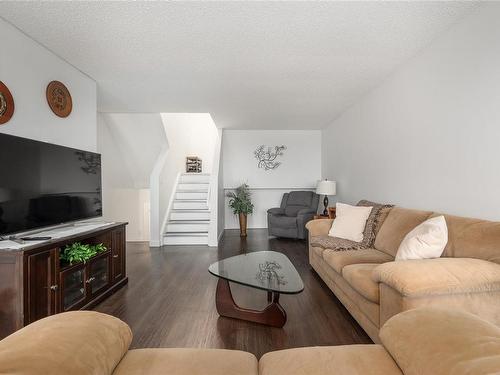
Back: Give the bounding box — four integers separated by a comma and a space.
0, 133, 102, 237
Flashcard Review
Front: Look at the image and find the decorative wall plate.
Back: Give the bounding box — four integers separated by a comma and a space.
46, 81, 72, 118
0, 81, 15, 125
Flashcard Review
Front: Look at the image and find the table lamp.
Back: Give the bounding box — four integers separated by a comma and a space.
316, 180, 336, 216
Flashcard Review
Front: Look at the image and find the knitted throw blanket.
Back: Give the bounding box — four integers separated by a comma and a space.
310, 200, 394, 251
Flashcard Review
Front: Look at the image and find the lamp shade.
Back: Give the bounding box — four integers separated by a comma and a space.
316, 180, 336, 195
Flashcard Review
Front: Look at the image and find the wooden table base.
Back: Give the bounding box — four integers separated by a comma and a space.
215, 278, 287, 328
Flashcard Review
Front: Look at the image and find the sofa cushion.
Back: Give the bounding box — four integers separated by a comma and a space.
380, 308, 500, 375
114, 348, 258, 375
374, 207, 433, 257
0, 311, 131, 375
373, 258, 500, 297
311, 250, 381, 335
432, 213, 500, 263
323, 248, 393, 274
259, 345, 402, 375
269, 214, 296, 228
342, 264, 380, 303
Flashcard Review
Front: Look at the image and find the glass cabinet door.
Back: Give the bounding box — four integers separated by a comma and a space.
60, 264, 86, 311
88, 253, 110, 297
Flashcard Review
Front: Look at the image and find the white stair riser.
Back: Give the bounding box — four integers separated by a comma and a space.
170, 211, 210, 220
164, 174, 212, 245
180, 174, 210, 183
173, 201, 208, 210
164, 235, 208, 245
176, 192, 207, 200
178, 183, 209, 191
166, 223, 209, 232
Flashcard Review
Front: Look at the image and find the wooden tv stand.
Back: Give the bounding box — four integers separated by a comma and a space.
0, 222, 127, 339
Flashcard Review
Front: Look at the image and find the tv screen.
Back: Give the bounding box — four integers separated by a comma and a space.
0, 133, 102, 236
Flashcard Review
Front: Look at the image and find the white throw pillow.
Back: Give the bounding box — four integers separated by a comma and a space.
328, 203, 373, 242
395, 216, 448, 261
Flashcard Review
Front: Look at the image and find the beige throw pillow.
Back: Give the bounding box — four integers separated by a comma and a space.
395, 215, 448, 261
328, 203, 373, 242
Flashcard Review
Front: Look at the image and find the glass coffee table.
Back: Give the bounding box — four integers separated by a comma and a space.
208, 251, 304, 328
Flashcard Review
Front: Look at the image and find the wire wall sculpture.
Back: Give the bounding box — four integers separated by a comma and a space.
254, 145, 286, 170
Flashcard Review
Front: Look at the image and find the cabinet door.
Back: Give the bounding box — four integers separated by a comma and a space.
27, 249, 58, 324
60, 263, 87, 311
111, 227, 126, 282
87, 252, 111, 298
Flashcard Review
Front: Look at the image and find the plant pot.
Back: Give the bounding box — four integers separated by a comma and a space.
238, 213, 248, 237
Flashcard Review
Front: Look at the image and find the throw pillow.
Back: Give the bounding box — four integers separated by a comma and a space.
329, 203, 373, 242
395, 215, 448, 261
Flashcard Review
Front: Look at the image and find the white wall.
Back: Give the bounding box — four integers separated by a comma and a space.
322, 4, 500, 221
217, 132, 225, 239
100, 113, 166, 188
97, 113, 166, 241
208, 128, 223, 246
0, 18, 96, 151
223, 130, 321, 229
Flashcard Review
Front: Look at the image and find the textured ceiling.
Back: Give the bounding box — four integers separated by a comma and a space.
0, 2, 478, 129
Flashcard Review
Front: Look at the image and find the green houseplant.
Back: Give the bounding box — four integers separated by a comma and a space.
60, 242, 107, 266
227, 183, 254, 237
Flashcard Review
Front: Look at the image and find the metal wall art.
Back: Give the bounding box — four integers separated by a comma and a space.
254, 145, 286, 170
0, 81, 15, 125
46, 80, 72, 118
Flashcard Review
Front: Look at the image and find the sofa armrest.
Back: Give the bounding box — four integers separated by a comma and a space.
380, 307, 500, 375
267, 207, 285, 215
373, 258, 500, 298
305, 219, 333, 237
0, 311, 131, 375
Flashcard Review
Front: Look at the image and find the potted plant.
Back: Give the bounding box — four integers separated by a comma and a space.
227, 183, 254, 237
60, 242, 107, 266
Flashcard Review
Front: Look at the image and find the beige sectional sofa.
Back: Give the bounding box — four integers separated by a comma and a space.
306, 205, 500, 343
1, 308, 500, 374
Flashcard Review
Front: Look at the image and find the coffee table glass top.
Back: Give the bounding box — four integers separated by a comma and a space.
208, 251, 304, 294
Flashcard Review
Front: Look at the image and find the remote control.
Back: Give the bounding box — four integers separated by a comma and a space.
20, 236, 52, 241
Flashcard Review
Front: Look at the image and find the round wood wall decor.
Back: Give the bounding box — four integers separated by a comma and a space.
46, 81, 72, 118
0, 81, 15, 125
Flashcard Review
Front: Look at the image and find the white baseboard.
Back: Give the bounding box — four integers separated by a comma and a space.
149, 239, 161, 247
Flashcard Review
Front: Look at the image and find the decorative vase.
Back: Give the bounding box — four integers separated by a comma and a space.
238, 213, 248, 237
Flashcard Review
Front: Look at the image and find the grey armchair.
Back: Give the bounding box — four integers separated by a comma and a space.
267, 191, 319, 239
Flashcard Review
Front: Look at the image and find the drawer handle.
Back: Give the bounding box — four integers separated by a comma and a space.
113, 255, 119, 258
86, 277, 96, 284
49, 285, 58, 291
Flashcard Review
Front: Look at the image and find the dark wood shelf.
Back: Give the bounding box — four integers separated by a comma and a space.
0, 222, 127, 339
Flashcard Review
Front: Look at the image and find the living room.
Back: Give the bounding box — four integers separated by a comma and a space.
1, 2, 500, 374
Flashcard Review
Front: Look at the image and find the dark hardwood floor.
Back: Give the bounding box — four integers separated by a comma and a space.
94, 229, 371, 358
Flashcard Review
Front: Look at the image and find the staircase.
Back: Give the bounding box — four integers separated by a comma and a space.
163, 173, 211, 245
